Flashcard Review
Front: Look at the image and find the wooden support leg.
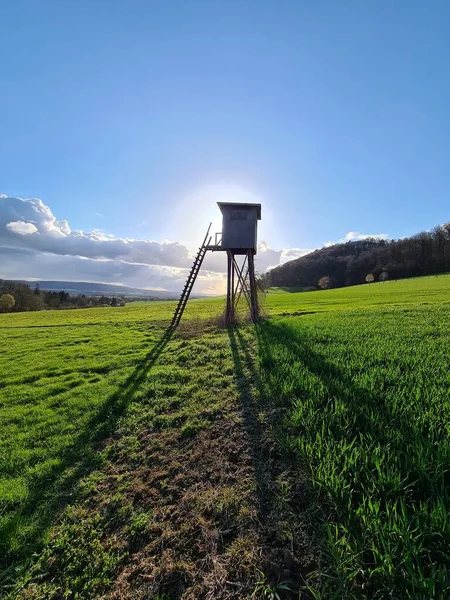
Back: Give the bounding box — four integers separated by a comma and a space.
226, 251, 234, 325
248, 251, 259, 323
231, 253, 235, 316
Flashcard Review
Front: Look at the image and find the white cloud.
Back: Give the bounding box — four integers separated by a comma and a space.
258, 246, 315, 273
254, 241, 283, 273
6, 221, 38, 235
0, 196, 192, 268
343, 231, 389, 242
324, 231, 389, 247
280, 247, 314, 262
0, 247, 226, 294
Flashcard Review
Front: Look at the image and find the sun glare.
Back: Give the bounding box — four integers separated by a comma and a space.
171, 184, 264, 250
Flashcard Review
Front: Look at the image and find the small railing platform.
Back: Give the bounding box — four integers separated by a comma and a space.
204, 245, 225, 252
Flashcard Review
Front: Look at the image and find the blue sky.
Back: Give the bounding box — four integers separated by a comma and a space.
1, 0, 449, 292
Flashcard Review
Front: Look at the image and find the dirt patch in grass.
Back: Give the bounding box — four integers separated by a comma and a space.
17, 415, 307, 599
19, 398, 310, 597
104, 422, 262, 599
99, 412, 313, 599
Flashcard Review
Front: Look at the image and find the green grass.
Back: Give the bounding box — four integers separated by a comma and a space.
258, 277, 450, 598
0, 274, 449, 598
264, 273, 449, 314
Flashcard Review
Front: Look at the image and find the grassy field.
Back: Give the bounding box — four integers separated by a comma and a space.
0, 275, 449, 599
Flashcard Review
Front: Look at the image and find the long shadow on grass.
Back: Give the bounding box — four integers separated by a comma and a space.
254, 318, 449, 597
0, 326, 175, 587
227, 327, 272, 513
227, 326, 323, 595
256, 319, 447, 502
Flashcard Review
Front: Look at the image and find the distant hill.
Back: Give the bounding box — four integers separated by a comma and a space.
16, 280, 182, 299
261, 223, 450, 290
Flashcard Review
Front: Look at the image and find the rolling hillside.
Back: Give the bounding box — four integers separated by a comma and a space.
14, 280, 181, 298
262, 223, 450, 290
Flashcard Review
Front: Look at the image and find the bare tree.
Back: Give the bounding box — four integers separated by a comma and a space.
318, 276, 332, 289
0, 294, 15, 312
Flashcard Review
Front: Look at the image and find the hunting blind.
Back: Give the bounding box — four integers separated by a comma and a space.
171, 202, 261, 327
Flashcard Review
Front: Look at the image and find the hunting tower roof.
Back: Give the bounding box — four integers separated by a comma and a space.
217, 202, 262, 220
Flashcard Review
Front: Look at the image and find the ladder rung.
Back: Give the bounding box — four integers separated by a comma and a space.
170, 229, 211, 326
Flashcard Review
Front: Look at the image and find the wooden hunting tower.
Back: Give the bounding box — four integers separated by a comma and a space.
170, 202, 262, 327
218, 202, 261, 254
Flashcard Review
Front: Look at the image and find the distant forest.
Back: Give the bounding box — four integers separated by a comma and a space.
0, 280, 126, 313
261, 223, 450, 290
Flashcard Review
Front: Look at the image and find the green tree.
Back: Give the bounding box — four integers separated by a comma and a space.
0, 293, 16, 312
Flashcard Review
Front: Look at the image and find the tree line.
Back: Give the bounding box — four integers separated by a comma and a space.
260, 223, 450, 290
0, 280, 126, 313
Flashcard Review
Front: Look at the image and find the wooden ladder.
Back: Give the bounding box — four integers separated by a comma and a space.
170, 223, 212, 328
